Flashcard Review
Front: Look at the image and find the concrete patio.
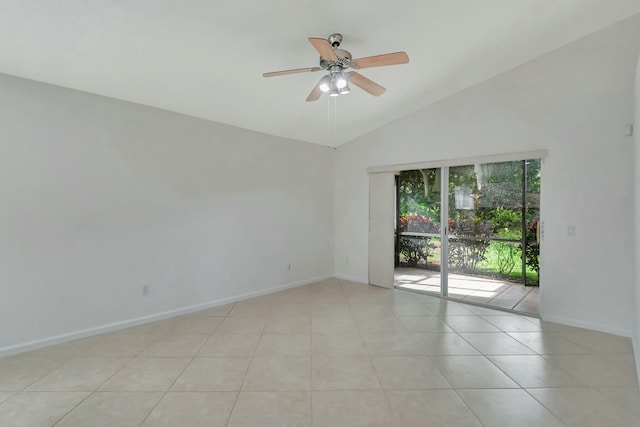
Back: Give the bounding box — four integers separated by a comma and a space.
395, 267, 539, 315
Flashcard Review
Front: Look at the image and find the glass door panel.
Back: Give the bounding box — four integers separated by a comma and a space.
395, 168, 442, 294
447, 160, 538, 310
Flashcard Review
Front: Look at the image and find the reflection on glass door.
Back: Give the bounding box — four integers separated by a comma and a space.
394, 159, 541, 315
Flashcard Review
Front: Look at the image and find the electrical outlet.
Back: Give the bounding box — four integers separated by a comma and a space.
142, 285, 150, 296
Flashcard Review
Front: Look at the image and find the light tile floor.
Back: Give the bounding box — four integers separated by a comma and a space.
0, 278, 638, 426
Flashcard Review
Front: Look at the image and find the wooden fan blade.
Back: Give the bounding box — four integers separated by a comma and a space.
263, 67, 321, 77
346, 71, 386, 96
308, 37, 338, 61
350, 52, 409, 69
306, 81, 323, 102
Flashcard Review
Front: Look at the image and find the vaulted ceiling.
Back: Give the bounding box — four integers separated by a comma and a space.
1, 1, 639, 146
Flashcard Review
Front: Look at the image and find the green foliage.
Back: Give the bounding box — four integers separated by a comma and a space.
397, 213, 437, 267
399, 213, 439, 233
447, 218, 493, 272
398, 237, 433, 267
398, 170, 441, 219
526, 159, 541, 194
448, 239, 490, 272
397, 160, 541, 285
486, 207, 521, 229
523, 223, 540, 277
492, 242, 519, 275
475, 241, 538, 284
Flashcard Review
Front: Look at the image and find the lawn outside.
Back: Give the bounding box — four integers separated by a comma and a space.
397, 235, 539, 286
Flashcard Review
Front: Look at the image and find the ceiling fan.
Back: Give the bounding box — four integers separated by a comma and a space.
263, 34, 409, 102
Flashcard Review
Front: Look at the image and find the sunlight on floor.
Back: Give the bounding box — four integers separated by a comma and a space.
395, 267, 539, 315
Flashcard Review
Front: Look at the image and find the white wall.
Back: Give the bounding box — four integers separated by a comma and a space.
335, 15, 640, 336
634, 51, 640, 383
0, 74, 334, 354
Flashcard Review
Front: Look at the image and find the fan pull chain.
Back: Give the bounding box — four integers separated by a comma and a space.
326, 96, 338, 142
333, 97, 337, 140
327, 96, 334, 141
327, 95, 331, 138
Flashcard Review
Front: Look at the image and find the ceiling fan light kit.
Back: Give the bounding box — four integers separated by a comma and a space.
318, 75, 331, 92
320, 69, 348, 94
263, 34, 409, 102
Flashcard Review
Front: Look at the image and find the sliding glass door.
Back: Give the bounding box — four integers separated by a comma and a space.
395, 159, 540, 314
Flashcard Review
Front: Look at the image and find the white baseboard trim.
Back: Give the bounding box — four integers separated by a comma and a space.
0, 274, 332, 357
334, 274, 368, 284
541, 313, 633, 338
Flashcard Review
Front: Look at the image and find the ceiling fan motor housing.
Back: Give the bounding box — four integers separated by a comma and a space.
328, 33, 342, 47
320, 49, 352, 70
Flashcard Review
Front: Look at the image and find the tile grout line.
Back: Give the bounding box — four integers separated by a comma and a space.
347, 286, 393, 424
50, 390, 95, 427
51, 355, 134, 426
450, 388, 493, 427
136, 303, 235, 427
520, 387, 572, 426
224, 304, 267, 427
13, 355, 71, 394
508, 286, 535, 311
135, 357, 195, 427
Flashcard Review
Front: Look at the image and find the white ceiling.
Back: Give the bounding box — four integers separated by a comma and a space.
1, 1, 639, 146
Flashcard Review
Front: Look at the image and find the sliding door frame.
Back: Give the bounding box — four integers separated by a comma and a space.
440, 166, 450, 298
368, 150, 547, 174
375, 150, 546, 315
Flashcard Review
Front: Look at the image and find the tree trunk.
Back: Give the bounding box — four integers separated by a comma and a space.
419, 169, 429, 196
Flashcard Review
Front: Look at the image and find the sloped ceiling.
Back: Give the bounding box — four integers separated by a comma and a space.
1, 1, 639, 146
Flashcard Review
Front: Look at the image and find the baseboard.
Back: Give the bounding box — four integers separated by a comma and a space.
0, 274, 333, 357
541, 313, 633, 338
334, 274, 368, 284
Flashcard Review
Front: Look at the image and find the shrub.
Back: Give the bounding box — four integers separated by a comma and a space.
398, 237, 431, 267
399, 213, 439, 233
493, 242, 519, 275
523, 222, 540, 277
398, 213, 438, 267
448, 217, 494, 272
488, 207, 521, 229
